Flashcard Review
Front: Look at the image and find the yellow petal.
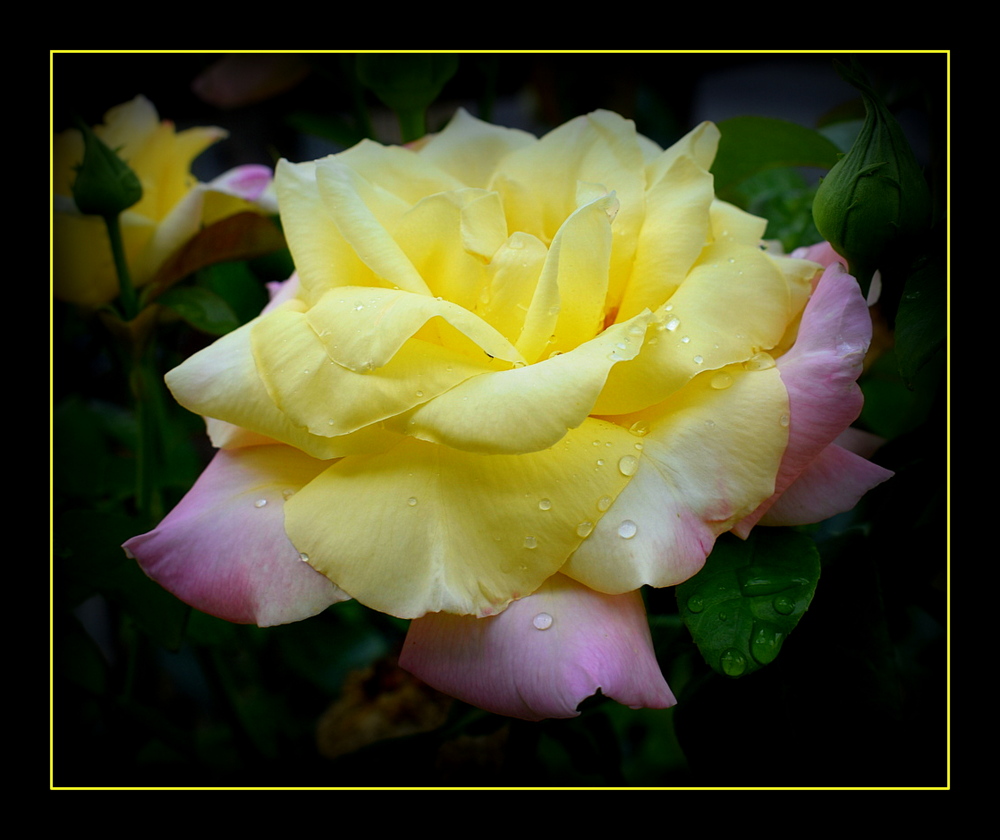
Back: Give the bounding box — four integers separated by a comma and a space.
284, 419, 639, 618
249, 304, 500, 438
274, 158, 374, 304
616, 152, 715, 322
516, 191, 617, 363
565, 364, 788, 592
594, 200, 812, 416
417, 108, 535, 188
166, 314, 397, 460
397, 309, 654, 454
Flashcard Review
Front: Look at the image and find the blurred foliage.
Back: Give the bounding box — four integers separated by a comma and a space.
52, 52, 947, 789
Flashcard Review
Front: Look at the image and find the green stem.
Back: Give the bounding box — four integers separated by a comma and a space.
129, 343, 167, 529
104, 213, 138, 321
398, 108, 426, 145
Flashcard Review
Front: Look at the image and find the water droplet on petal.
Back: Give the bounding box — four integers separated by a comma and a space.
524, 536, 538, 549
779, 414, 790, 427
618, 520, 638, 539
693, 355, 703, 364
710, 373, 733, 390
533, 613, 553, 630
407, 497, 418, 506
298, 552, 310, 563
687, 595, 705, 613
664, 316, 681, 331
576, 521, 594, 538
628, 420, 650, 436
745, 351, 776, 371
538, 498, 552, 511
597, 496, 612, 512
680, 335, 691, 344
254, 499, 267, 508
618, 455, 638, 476
282, 489, 296, 500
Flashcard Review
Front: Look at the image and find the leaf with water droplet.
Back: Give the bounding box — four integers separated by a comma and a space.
677, 529, 820, 677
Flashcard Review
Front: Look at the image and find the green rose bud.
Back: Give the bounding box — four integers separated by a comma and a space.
813, 61, 931, 296
70, 115, 143, 218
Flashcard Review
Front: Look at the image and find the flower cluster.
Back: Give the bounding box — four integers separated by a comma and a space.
125, 110, 890, 720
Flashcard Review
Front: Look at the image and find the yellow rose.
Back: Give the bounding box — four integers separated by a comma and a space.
53, 95, 276, 308
126, 110, 890, 719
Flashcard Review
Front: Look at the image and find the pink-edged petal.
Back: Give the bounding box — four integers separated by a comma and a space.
758, 442, 893, 526
206, 164, 275, 205
734, 260, 878, 537
399, 574, 675, 721
123, 445, 348, 626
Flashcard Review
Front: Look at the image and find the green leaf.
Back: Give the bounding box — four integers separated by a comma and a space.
677, 530, 821, 677
712, 116, 841, 204
158, 285, 240, 335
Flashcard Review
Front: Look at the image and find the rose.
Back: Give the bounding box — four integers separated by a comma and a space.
124, 110, 891, 720
53, 95, 277, 308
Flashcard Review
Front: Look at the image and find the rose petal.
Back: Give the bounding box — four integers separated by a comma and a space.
565, 363, 788, 591
283, 419, 638, 619
758, 442, 892, 526
124, 446, 348, 626
399, 574, 675, 720
733, 260, 879, 536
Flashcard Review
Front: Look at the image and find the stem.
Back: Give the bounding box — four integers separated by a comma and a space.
104, 213, 138, 321
129, 342, 167, 529
398, 108, 426, 145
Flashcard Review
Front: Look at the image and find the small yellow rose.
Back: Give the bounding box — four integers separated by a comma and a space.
53, 95, 275, 308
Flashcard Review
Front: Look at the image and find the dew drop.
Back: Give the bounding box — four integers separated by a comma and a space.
298, 552, 310, 563
779, 413, 790, 427
745, 351, 776, 371
618, 455, 639, 476
254, 499, 267, 508
524, 536, 538, 549
576, 521, 595, 538
680, 335, 691, 344
282, 489, 296, 500
628, 420, 650, 436
538, 498, 552, 511
597, 496, 612, 512
407, 497, 418, 506
533, 613, 553, 630
704, 419, 716, 429
710, 373, 733, 390
687, 595, 705, 613
693, 355, 703, 365
720, 648, 747, 677
618, 520, 638, 539
664, 316, 680, 331
773, 595, 796, 615
415, 390, 424, 398
596, 459, 605, 466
